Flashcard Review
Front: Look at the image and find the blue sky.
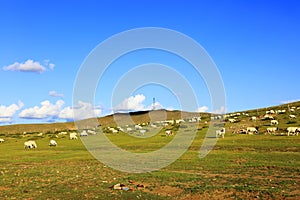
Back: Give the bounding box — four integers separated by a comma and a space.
0, 0, 299, 124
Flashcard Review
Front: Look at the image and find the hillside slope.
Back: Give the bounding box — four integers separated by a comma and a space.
0, 101, 299, 134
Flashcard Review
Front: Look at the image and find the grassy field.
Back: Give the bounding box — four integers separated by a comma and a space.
0, 102, 300, 199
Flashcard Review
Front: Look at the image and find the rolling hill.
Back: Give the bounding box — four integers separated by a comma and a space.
0, 101, 299, 135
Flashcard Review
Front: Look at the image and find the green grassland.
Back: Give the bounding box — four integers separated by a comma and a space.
0, 103, 300, 199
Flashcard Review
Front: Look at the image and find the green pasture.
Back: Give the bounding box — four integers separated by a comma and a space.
0, 126, 299, 199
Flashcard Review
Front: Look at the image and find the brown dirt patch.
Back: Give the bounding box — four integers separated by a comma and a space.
150, 185, 184, 197
0, 187, 11, 191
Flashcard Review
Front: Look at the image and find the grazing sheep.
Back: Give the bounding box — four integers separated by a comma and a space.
270, 120, 279, 125
266, 110, 275, 114
277, 109, 286, 114
176, 119, 185, 124
151, 124, 157, 128
49, 139, 57, 147
112, 129, 118, 133
250, 116, 257, 121
266, 127, 278, 135
117, 127, 124, 132
126, 127, 133, 132
228, 118, 236, 123
70, 135, 78, 140
139, 130, 146, 135
246, 127, 258, 135
289, 115, 296, 119
24, 141, 37, 149
0, 138, 4, 143
70, 132, 78, 140
165, 130, 173, 136
80, 131, 88, 137
263, 114, 274, 120
87, 130, 96, 135
216, 128, 226, 138
135, 125, 142, 130
286, 127, 299, 136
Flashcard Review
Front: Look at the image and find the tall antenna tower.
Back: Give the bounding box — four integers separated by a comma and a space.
152, 97, 155, 110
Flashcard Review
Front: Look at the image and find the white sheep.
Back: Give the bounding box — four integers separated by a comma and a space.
117, 127, 124, 132
263, 114, 274, 120
135, 125, 142, 130
286, 127, 299, 136
80, 131, 88, 136
246, 127, 258, 135
24, 141, 37, 149
228, 118, 236, 123
112, 129, 118, 133
70, 132, 78, 140
270, 120, 279, 125
250, 116, 257, 121
139, 130, 146, 135
176, 119, 185, 124
289, 115, 296, 119
266, 127, 278, 135
151, 124, 157, 128
49, 139, 57, 147
0, 138, 4, 143
87, 130, 96, 135
165, 130, 173, 136
216, 128, 226, 138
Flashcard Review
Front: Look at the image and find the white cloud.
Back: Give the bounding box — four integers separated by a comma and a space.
196, 106, 209, 113
3, 59, 47, 73
0, 101, 24, 118
59, 101, 101, 121
115, 94, 146, 111
280, 99, 300, 104
114, 94, 164, 112
49, 90, 64, 97
0, 101, 24, 124
0, 118, 12, 123
19, 100, 64, 119
58, 106, 73, 119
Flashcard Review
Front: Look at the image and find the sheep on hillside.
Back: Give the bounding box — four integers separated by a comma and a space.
246, 127, 258, 135
49, 139, 57, 147
216, 128, 226, 138
24, 141, 37, 149
70, 132, 78, 140
270, 120, 279, 126
266, 127, 278, 135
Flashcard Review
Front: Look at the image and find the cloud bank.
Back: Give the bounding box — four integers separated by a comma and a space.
3, 59, 55, 73
19, 100, 64, 119
0, 101, 24, 123
114, 94, 163, 112
59, 101, 102, 121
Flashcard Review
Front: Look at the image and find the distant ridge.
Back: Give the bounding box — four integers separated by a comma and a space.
0, 101, 299, 134
0, 109, 203, 134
